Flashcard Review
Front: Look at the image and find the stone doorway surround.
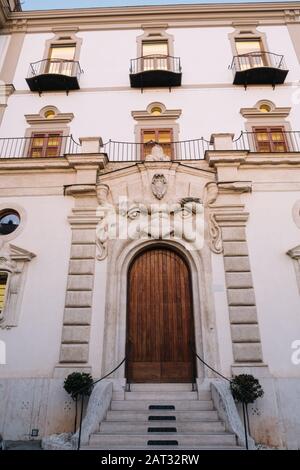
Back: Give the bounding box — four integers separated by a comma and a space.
96, 161, 222, 394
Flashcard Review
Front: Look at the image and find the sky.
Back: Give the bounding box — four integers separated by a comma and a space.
22, 0, 280, 11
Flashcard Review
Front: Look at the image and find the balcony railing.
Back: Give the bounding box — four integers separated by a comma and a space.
26, 59, 83, 93
102, 138, 211, 162
0, 136, 81, 159
230, 52, 288, 87
130, 55, 182, 88
234, 131, 300, 153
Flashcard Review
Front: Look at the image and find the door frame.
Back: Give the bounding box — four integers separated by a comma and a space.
101, 238, 220, 388
125, 245, 197, 383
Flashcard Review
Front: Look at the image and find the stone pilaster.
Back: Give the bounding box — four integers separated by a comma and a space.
59, 203, 99, 365
216, 211, 263, 363
54, 148, 107, 375
207, 136, 264, 365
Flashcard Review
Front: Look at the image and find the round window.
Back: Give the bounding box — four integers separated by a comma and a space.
151, 106, 163, 116
259, 104, 271, 113
44, 110, 55, 119
0, 210, 20, 236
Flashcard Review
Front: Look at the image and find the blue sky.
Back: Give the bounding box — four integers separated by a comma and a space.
22, 0, 279, 11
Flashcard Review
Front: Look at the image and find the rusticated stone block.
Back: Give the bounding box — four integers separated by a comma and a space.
65, 291, 93, 308
70, 244, 96, 260
62, 326, 90, 344
221, 227, 246, 241
223, 242, 249, 257
231, 324, 261, 342
64, 308, 92, 325
67, 275, 94, 291
60, 344, 89, 363
232, 343, 263, 362
72, 229, 96, 244
69, 259, 95, 275
224, 256, 250, 272
225, 272, 253, 288
227, 288, 256, 306
229, 306, 258, 324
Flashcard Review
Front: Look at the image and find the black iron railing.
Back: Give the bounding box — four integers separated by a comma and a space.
189, 345, 250, 450
102, 138, 211, 162
0, 135, 81, 159
234, 130, 300, 153
230, 51, 286, 73
28, 59, 83, 79
75, 357, 126, 451
130, 55, 181, 74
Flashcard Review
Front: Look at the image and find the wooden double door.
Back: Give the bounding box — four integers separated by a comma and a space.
127, 247, 196, 383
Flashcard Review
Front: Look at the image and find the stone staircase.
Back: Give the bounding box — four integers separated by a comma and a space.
84, 384, 243, 450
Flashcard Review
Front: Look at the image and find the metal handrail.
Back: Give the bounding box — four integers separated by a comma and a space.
28, 59, 83, 79
75, 357, 126, 451
0, 135, 81, 159
102, 137, 212, 161
230, 51, 286, 72
189, 345, 249, 449
130, 54, 181, 74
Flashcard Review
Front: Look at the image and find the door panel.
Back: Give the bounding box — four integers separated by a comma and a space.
127, 247, 196, 383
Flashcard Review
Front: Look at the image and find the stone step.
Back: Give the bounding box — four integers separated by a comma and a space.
110, 400, 214, 411
128, 383, 194, 392
89, 433, 237, 447
106, 410, 219, 422
99, 420, 225, 433
118, 391, 200, 401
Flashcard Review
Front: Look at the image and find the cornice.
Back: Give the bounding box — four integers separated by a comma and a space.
240, 107, 291, 119
2, 2, 300, 33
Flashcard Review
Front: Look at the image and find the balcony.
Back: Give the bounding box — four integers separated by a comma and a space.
234, 130, 300, 153
130, 55, 182, 89
102, 138, 211, 162
230, 52, 288, 88
0, 136, 81, 159
26, 59, 83, 94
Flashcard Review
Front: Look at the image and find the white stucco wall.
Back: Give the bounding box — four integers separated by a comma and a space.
0, 195, 73, 377
244, 189, 300, 378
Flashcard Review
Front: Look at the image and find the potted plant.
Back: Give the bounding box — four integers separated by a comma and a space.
230, 374, 264, 445
64, 372, 94, 433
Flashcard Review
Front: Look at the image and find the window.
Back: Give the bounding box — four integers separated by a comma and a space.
29, 132, 63, 158
0, 272, 8, 315
141, 128, 173, 159
235, 38, 267, 69
253, 127, 288, 152
0, 210, 20, 236
142, 40, 169, 71
47, 44, 76, 76
259, 104, 271, 113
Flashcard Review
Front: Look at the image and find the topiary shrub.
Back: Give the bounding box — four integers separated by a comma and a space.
64, 372, 94, 433
230, 374, 264, 404
64, 372, 94, 400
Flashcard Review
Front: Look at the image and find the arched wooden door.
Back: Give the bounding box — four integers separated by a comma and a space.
127, 247, 196, 383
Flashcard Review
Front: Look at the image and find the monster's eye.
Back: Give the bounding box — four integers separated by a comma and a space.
128, 208, 141, 220
181, 207, 193, 218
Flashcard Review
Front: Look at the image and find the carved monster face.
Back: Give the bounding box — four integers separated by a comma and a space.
96, 198, 205, 256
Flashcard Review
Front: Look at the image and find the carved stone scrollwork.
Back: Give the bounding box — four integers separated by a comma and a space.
209, 213, 223, 254
151, 174, 168, 200
96, 184, 111, 261
205, 182, 219, 207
